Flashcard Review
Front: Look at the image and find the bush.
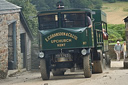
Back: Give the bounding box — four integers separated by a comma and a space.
108, 0, 116, 3
107, 24, 125, 43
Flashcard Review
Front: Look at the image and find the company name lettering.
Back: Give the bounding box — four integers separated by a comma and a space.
51, 39, 72, 43
45, 32, 78, 42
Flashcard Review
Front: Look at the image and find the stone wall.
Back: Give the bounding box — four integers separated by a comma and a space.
19, 22, 32, 71
0, 14, 8, 78
108, 45, 123, 60
31, 44, 40, 69
26, 36, 31, 70
0, 12, 21, 79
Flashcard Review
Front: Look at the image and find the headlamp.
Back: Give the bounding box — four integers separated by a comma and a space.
81, 49, 87, 55
39, 52, 44, 58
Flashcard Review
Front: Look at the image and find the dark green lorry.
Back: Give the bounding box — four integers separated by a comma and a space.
37, 8, 110, 80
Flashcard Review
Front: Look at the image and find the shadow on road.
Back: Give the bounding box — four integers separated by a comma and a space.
50, 72, 85, 80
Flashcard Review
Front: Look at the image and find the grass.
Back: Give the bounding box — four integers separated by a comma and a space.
123, 8, 128, 12
102, 1, 128, 24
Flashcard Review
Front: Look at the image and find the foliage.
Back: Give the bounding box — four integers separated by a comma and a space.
107, 24, 125, 43
108, 0, 117, 3
103, 0, 128, 3
7, 0, 126, 45
31, 0, 71, 11
7, 0, 38, 37
108, 28, 123, 42
31, 0, 102, 11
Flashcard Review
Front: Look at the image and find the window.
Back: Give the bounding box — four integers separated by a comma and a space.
102, 22, 107, 32
39, 14, 58, 30
61, 13, 86, 28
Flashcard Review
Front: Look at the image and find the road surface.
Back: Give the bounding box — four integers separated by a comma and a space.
0, 61, 128, 85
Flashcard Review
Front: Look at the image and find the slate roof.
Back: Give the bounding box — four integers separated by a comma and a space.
0, 0, 21, 11
0, 0, 33, 40
124, 16, 128, 22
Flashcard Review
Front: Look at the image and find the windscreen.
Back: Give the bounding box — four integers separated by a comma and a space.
61, 13, 86, 28
39, 14, 58, 30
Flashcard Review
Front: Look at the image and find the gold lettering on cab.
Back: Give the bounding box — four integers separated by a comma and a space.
57, 43, 66, 47
51, 39, 72, 43
45, 32, 78, 42
83, 42, 86, 45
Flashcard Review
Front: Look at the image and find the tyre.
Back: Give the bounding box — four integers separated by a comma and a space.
52, 69, 65, 76
92, 60, 103, 73
106, 55, 111, 68
83, 54, 92, 78
40, 59, 50, 80
70, 68, 75, 72
92, 50, 103, 73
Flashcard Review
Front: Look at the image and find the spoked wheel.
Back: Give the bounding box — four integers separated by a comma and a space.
52, 69, 65, 76
40, 59, 50, 80
83, 54, 92, 78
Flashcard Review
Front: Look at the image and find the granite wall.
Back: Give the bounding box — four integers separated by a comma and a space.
0, 13, 21, 79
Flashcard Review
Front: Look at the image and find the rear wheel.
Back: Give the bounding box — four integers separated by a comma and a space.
40, 59, 50, 80
92, 60, 103, 73
106, 55, 111, 68
83, 54, 92, 78
92, 50, 103, 73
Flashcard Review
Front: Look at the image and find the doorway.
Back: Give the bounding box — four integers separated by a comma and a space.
20, 33, 26, 68
8, 22, 17, 70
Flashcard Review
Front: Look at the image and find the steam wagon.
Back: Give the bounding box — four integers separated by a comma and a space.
37, 8, 110, 80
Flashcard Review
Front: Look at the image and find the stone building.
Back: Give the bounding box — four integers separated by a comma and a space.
123, 16, 128, 68
20, 12, 33, 70
0, 0, 33, 78
124, 16, 128, 56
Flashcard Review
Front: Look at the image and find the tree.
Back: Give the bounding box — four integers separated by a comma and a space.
69, 0, 102, 9
31, 0, 49, 11
90, 0, 102, 9
108, 0, 116, 3
7, 0, 38, 37
102, 0, 117, 3
107, 24, 125, 42
31, 0, 102, 11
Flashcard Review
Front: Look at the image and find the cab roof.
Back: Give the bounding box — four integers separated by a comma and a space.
37, 8, 92, 16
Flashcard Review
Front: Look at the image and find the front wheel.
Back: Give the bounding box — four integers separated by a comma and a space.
83, 54, 92, 78
40, 59, 50, 80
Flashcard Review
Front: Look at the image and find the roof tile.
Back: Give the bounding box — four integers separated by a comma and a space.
0, 0, 21, 11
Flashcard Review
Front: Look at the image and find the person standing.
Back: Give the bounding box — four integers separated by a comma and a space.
114, 41, 122, 61
121, 41, 127, 60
